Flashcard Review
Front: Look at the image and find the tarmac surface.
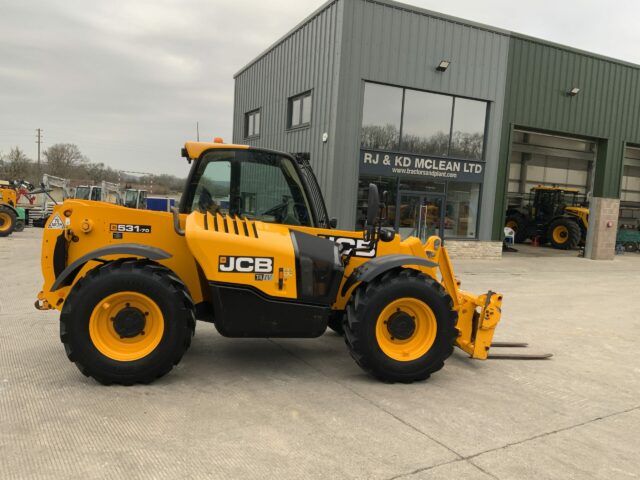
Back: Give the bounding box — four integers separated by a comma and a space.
1, 229, 639, 479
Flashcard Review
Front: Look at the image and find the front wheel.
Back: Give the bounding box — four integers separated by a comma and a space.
60, 260, 195, 385
547, 218, 581, 250
344, 269, 457, 383
15, 219, 25, 232
0, 205, 16, 237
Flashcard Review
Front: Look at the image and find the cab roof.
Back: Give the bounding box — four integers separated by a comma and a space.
183, 141, 249, 161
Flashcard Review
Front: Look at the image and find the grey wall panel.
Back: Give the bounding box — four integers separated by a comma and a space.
331, 0, 509, 238
233, 1, 344, 217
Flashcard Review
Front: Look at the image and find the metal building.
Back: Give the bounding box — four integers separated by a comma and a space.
233, 0, 640, 259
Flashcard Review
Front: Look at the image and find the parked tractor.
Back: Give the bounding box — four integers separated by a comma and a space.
0, 180, 30, 236
505, 186, 589, 249
35, 140, 549, 386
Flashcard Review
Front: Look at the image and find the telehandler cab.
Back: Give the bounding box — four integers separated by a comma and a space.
36, 140, 539, 385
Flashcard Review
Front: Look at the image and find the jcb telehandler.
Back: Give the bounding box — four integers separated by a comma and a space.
35, 140, 532, 385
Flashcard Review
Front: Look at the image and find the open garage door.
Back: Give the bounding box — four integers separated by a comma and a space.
504, 130, 595, 254
619, 146, 640, 228
507, 130, 596, 208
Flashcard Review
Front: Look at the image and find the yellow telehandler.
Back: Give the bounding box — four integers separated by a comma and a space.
35, 140, 546, 385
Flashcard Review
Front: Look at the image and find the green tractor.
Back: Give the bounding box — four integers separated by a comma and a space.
506, 186, 589, 250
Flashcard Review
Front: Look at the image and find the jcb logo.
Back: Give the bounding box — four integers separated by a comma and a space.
320, 235, 376, 258
218, 256, 273, 273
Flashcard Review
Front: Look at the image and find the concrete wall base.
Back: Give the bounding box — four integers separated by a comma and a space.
445, 240, 503, 260
585, 197, 620, 260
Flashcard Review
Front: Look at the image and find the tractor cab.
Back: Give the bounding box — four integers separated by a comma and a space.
180, 142, 332, 229
123, 189, 148, 209
75, 185, 102, 201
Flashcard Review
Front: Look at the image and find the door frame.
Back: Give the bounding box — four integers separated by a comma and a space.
395, 190, 446, 239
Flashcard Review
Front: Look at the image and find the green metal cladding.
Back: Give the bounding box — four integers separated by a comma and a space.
493, 34, 640, 239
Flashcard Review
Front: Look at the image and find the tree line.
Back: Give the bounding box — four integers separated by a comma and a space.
0, 144, 185, 194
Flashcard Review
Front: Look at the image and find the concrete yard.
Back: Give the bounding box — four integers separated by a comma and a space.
1, 229, 639, 479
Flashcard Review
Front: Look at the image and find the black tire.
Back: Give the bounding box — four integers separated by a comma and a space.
15, 219, 25, 232
0, 205, 16, 237
623, 242, 639, 253
505, 213, 528, 243
547, 217, 581, 250
327, 311, 345, 335
343, 269, 458, 383
60, 260, 196, 385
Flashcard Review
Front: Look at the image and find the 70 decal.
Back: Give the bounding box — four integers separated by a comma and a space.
110, 223, 152, 234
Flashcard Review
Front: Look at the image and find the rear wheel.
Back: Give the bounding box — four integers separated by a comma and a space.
15, 219, 25, 232
60, 260, 195, 385
505, 214, 528, 243
0, 206, 16, 237
547, 218, 581, 250
344, 269, 457, 383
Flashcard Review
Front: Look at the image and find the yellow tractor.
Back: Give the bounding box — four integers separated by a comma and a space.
506, 185, 589, 249
35, 140, 534, 385
0, 180, 20, 237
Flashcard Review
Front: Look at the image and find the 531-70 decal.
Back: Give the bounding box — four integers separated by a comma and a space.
110, 223, 152, 233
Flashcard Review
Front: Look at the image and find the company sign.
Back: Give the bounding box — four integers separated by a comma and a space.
359, 149, 484, 183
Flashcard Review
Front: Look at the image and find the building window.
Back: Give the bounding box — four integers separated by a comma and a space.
361, 83, 403, 150
401, 89, 452, 156
450, 98, 487, 160
288, 91, 312, 129
444, 182, 480, 238
245, 109, 261, 138
360, 81, 488, 161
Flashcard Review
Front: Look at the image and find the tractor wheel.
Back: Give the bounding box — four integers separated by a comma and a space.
15, 220, 25, 232
0, 205, 16, 237
327, 311, 345, 335
505, 214, 528, 243
547, 218, 581, 250
344, 269, 457, 383
623, 242, 639, 253
60, 260, 195, 385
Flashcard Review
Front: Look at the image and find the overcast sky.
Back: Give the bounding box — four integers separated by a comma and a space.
1, 0, 639, 177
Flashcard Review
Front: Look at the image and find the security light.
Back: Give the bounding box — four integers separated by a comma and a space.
436, 60, 450, 72
568, 87, 581, 96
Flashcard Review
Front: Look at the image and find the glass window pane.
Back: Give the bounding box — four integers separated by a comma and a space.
401, 89, 453, 156
239, 156, 311, 226
192, 159, 232, 213
450, 98, 487, 160
248, 114, 254, 136
361, 83, 403, 150
444, 182, 480, 238
302, 95, 312, 124
291, 99, 301, 126
254, 112, 260, 135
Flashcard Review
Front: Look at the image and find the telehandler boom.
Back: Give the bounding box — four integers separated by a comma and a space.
35, 140, 533, 385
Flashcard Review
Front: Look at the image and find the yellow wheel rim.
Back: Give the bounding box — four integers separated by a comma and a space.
0, 212, 12, 232
375, 297, 437, 362
552, 225, 569, 243
505, 220, 518, 231
89, 291, 164, 362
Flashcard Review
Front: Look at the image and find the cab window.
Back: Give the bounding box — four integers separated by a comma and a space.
187, 150, 313, 227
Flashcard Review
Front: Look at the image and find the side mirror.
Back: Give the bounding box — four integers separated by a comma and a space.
329, 218, 338, 228
366, 183, 379, 227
